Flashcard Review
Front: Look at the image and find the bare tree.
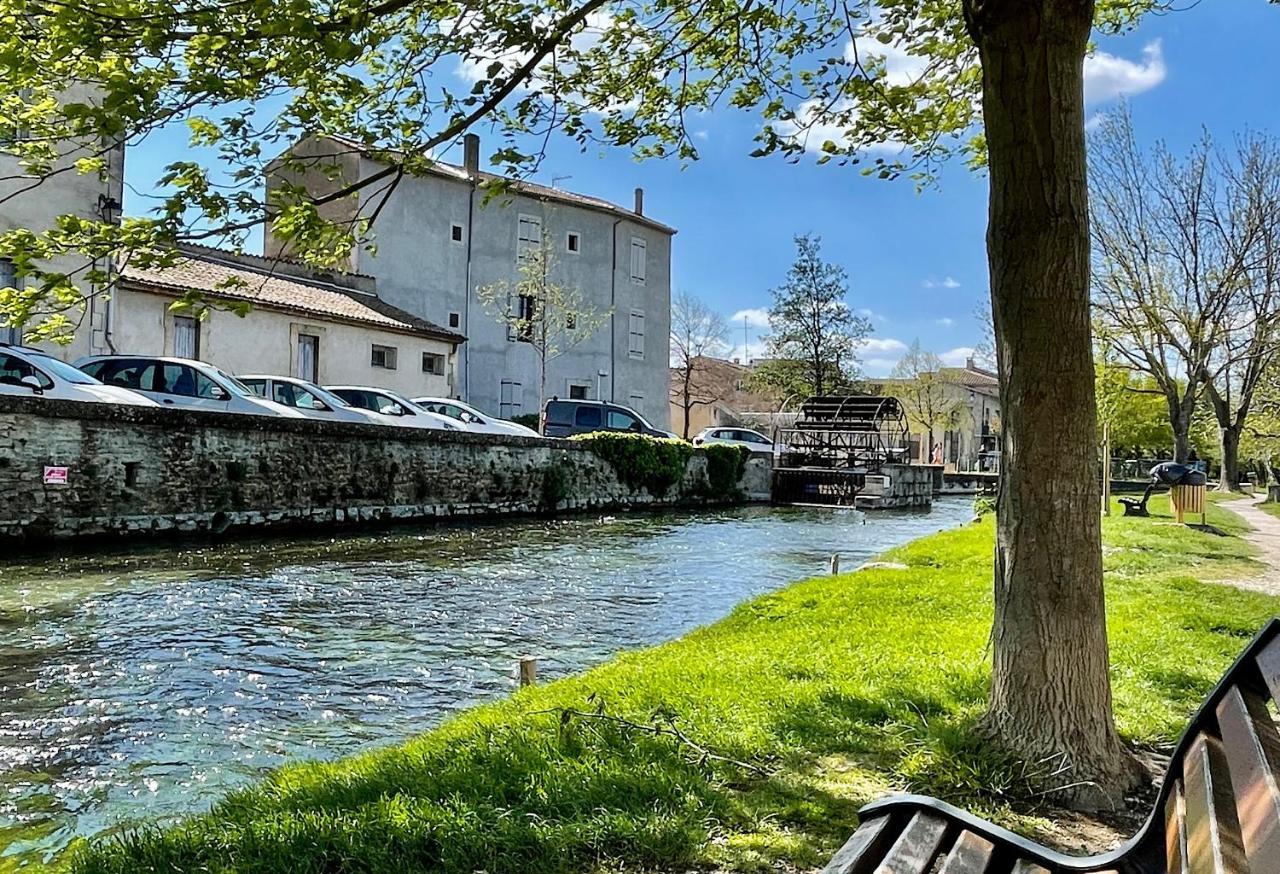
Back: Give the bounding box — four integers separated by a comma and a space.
886, 340, 969, 460
669, 292, 729, 439
1199, 135, 1280, 489
476, 239, 610, 409
1090, 106, 1254, 464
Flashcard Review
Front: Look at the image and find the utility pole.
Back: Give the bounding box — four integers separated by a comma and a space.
743, 315, 750, 365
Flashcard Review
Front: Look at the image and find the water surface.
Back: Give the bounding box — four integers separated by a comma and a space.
0, 500, 971, 863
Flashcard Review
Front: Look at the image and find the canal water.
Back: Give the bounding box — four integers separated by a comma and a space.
0, 500, 972, 865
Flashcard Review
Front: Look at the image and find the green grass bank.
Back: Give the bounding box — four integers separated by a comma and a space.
70, 497, 1277, 874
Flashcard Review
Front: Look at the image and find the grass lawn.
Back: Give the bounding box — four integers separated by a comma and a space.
71, 496, 1277, 874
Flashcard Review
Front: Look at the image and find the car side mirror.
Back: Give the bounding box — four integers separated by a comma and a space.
20, 375, 43, 394
629, 421, 643, 433
380, 404, 402, 416
209, 385, 229, 400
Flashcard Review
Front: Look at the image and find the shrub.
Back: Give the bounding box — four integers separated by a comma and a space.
511, 413, 541, 431
541, 463, 569, 512
702, 444, 750, 500
570, 432, 694, 496
973, 495, 997, 518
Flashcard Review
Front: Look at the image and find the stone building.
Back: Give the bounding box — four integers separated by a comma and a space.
0, 84, 126, 357
267, 134, 675, 427
875, 358, 1001, 471
112, 245, 464, 396
668, 355, 784, 438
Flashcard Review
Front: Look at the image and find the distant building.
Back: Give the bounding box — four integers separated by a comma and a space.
0, 85, 125, 357
669, 355, 785, 438
874, 358, 1001, 471
114, 245, 464, 395
267, 134, 675, 427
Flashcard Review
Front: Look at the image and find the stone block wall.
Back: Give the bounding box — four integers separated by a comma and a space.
0, 396, 770, 545
857, 464, 934, 510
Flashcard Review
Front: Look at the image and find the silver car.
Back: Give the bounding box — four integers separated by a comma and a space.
240, 375, 395, 426
326, 386, 462, 430
75, 355, 302, 417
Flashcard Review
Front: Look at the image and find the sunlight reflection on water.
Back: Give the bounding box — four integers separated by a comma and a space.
0, 500, 972, 863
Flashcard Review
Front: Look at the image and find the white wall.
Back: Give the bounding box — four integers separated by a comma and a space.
0, 84, 125, 360
112, 287, 457, 397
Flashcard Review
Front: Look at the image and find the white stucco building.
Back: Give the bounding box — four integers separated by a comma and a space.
115, 246, 464, 396
267, 134, 675, 427
0, 84, 126, 357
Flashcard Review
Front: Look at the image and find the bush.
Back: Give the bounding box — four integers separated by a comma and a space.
511, 413, 541, 431
973, 495, 997, 518
570, 432, 694, 496
541, 463, 569, 512
702, 443, 750, 500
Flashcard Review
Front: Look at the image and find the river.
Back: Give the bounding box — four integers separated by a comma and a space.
0, 499, 972, 865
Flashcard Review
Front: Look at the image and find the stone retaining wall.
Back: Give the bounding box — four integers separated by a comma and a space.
857, 463, 934, 510
0, 396, 771, 545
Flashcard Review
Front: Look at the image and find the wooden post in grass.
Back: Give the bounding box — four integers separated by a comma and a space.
829, 554, 840, 575
518, 656, 537, 687
1102, 423, 1111, 517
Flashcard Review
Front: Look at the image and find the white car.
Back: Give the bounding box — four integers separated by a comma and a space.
692, 426, 780, 454
0, 345, 157, 406
76, 355, 303, 417
326, 386, 462, 430
240, 375, 399, 426
411, 396, 539, 437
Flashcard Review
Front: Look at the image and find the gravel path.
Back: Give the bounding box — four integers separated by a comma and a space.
1223, 498, 1280, 595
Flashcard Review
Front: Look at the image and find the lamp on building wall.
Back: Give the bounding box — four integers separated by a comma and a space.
97, 194, 122, 225
597, 369, 608, 400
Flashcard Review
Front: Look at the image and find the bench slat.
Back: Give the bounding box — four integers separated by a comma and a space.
1009, 860, 1050, 874
1184, 733, 1248, 874
823, 816, 896, 874
873, 811, 947, 873
1166, 778, 1189, 874
936, 830, 993, 873
1216, 684, 1280, 870
1257, 635, 1280, 707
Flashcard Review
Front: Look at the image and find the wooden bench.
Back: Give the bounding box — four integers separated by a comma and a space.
822, 619, 1280, 874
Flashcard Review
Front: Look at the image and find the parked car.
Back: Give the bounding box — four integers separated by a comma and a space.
692, 426, 781, 454
541, 398, 676, 439
75, 355, 302, 417
0, 344, 158, 406
240, 375, 400, 426
326, 386, 461, 430
411, 396, 539, 437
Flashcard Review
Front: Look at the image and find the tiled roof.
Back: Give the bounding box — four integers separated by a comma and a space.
119, 248, 465, 343
316, 135, 677, 236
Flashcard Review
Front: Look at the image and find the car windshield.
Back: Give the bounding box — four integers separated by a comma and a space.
309, 385, 352, 408
31, 354, 101, 385
206, 367, 254, 397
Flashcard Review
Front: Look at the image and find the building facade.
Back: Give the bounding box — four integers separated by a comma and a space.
267, 134, 674, 428
668, 356, 785, 438
0, 84, 126, 358
875, 358, 1001, 472
115, 246, 464, 396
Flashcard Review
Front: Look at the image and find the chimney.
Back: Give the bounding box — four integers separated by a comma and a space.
634, 187, 644, 216
463, 133, 480, 173
966, 356, 975, 370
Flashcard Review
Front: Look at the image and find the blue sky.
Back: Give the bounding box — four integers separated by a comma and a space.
123, 2, 1279, 377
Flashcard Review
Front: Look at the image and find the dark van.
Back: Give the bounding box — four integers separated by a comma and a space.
541, 399, 674, 439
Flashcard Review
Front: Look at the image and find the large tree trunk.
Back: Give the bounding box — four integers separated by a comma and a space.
1168, 394, 1196, 463
964, 0, 1141, 808
1218, 425, 1241, 492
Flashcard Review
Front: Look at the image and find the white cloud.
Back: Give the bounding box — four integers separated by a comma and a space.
939, 346, 976, 367
1084, 40, 1166, 105
858, 307, 889, 323
730, 307, 771, 328
857, 337, 909, 356
922, 276, 961, 289
863, 358, 901, 377
935, 317, 955, 327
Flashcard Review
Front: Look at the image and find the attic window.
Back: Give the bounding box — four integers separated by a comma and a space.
451, 223, 464, 243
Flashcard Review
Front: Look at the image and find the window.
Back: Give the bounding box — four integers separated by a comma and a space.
448, 312, 461, 329
422, 352, 446, 376
499, 379, 523, 418
173, 315, 200, 360
3, 88, 31, 144
242, 378, 268, 397
566, 232, 581, 254
451, 223, 465, 243
575, 405, 602, 428
628, 310, 645, 359
517, 214, 542, 262
0, 259, 18, 344
371, 344, 398, 369
297, 334, 319, 382
157, 363, 217, 398
0, 352, 51, 390
568, 383, 588, 400
629, 237, 647, 284
608, 408, 640, 431
510, 293, 536, 342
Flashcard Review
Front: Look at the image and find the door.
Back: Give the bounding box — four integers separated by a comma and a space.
173, 316, 200, 359
297, 334, 319, 382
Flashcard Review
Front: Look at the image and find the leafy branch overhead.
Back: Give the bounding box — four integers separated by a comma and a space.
2, 0, 1157, 337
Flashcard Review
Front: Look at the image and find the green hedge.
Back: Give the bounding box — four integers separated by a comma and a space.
570, 432, 695, 496
702, 443, 750, 500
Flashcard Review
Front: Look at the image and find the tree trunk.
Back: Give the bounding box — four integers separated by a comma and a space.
965, 0, 1141, 808
1218, 425, 1241, 492
1168, 395, 1195, 463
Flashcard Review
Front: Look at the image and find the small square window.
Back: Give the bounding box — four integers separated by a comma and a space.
566, 232, 581, 254
371, 344, 398, 369
422, 352, 446, 375
568, 383, 588, 400
451, 223, 465, 243
449, 312, 461, 328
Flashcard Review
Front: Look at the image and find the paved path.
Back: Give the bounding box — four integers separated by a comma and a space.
1224, 498, 1280, 595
